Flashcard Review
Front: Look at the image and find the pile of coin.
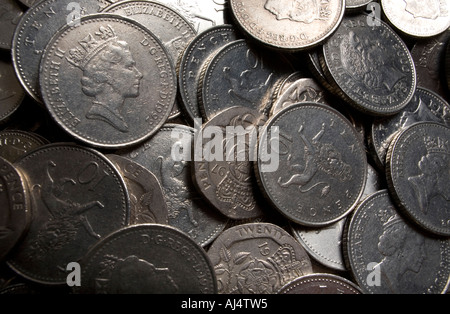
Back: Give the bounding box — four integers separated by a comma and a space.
0, 0, 449, 294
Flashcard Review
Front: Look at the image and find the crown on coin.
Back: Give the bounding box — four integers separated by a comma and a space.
66, 25, 118, 69
424, 136, 450, 155
377, 208, 402, 229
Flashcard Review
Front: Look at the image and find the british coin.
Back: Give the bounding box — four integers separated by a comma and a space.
107, 154, 168, 225
0, 0, 23, 50
207, 222, 312, 294
198, 39, 294, 120
12, 0, 106, 103
381, 0, 450, 38
16, 0, 43, 8
344, 190, 450, 294
0, 157, 31, 262
0, 130, 48, 163
346, 0, 372, 10
371, 87, 450, 168
229, 0, 345, 51
118, 124, 228, 247
39, 14, 177, 149
447, 38, 450, 92
103, 0, 197, 120
0, 55, 25, 123
7, 143, 130, 284
193, 106, 267, 220
386, 122, 450, 237
321, 13, 417, 117
177, 24, 240, 124
256, 103, 367, 227
277, 273, 362, 294
411, 31, 450, 99
76, 224, 217, 294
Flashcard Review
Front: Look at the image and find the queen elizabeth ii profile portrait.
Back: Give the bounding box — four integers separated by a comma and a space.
66, 25, 143, 133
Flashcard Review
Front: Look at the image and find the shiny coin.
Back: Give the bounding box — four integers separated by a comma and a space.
322, 13, 416, 116
256, 103, 367, 227
386, 122, 450, 237
229, 0, 345, 51
207, 222, 313, 294
346, 0, 372, 10
76, 224, 217, 294
0, 0, 23, 50
345, 190, 450, 294
0, 55, 25, 123
0, 130, 48, 163
39, 14, 177, 149
278, 273, 362, 294
7, 143, 130, 284
381, 0, 450, 38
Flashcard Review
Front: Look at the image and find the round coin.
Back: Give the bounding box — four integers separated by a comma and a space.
0, 157, 31, 262
381, 0, 450, 38
0, 0, 23, 50
346, 0, 372, 10
39, 13, 177, 149
0, 130, 48, 163
322, 13, 417, 116
344, 190, 450, 294
75, 224, 217, 294
386, 122, 450, 237
229, 0, 345, 51
256, 103, 367, 227
277, 273, 362, 294
207, 222, 313, 294
0, 55, 25, 123
7, 143, 130, 284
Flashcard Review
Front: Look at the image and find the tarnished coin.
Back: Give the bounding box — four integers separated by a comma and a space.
345, 190, 450, 294
0, 0, 23, 50
322, 13, 417, 116
386, 122, 450, 237
229, 0, 345, 51
118, 124, 228, 247
198, 39, 294, 120
256, 103, 367, 227
39, 14, 177, 149
0, 55, 25, 123
381, 0, 450, 38
207, 222, 313, 294
7, 143, 130, 284
12, 0, 105, 103
371, 87, 450, 168
76, 224, 217, 294
278, 273, 362, 294
107, 154, 168, 225
178, 25, 240, 124
193, 106, 267, 220
0, 130, 48, 163
0, 157, 30, 262
104, 0, 197, 120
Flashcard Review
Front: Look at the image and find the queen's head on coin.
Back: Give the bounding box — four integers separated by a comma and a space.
403, 0, 446, 20
66, 25, 143, 133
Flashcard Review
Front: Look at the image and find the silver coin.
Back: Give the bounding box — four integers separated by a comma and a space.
386, 122, 450, 237
207, 222, 313, 294
277, 273, 362, 294
381, 0, 450, 38
0, 56, 25, 123
76, 224, 217, 294
0, 130, 48, 163
39, 13, 177, 149
7, 143, 130, 284
345, 190, 450, 294
346, 0, 372, 10
256, 103, 368, 227
0, 0, 23, 50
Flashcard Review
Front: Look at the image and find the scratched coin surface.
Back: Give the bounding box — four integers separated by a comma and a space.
229, 0, 345, 51
7, 143, 130, 284
345, 190, 450, 294
76, 224, 217, 294
193, 106, 267, 220
39, 14, 177, 148
107, 154, 168, 225
0, 55, 25, 123
104, 0, 197, 119
371, 88, 450, 168
381, 0, 450, 38
277, 273, 362, 294
118, 124, 228, 247
322, 13, 417, 116
207, 222, 313, 294
386, 122, 450, 237
0, 157, 31, 262
256, 103, 367, 227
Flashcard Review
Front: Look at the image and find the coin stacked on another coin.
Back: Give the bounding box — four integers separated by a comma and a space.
0, 0, 449, 295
